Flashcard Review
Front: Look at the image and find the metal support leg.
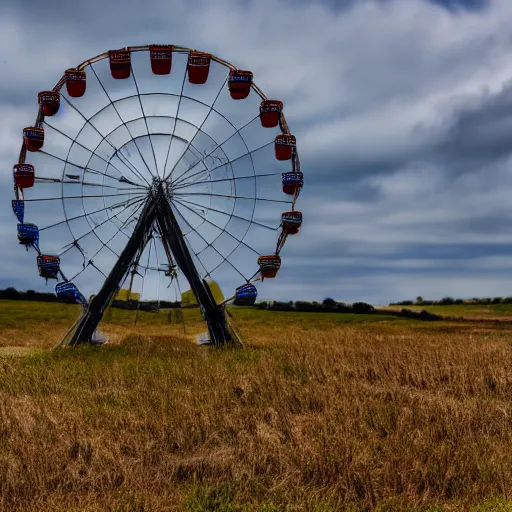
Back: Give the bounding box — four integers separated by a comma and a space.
155, 185, 232, 345
63, 196, 157, 346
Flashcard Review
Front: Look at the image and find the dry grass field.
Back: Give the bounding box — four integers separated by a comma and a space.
1, 301, 512, 511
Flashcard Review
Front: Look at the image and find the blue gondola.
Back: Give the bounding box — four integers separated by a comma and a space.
234, 283, 257, 306
12, 200, 24, 223
55, 282, 85, 304
37, 255, 60, 280
17, 223, 39, 248
282, 171, 303, 195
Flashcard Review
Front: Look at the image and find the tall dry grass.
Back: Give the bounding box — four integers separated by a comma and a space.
0, 305, 512, 510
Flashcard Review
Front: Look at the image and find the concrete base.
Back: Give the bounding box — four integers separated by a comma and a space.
195, 332, 212, 345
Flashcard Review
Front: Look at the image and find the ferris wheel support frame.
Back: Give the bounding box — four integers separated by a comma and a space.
63, 180, 235, 347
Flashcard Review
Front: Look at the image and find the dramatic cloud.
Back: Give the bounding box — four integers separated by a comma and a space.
2, 0, 512, 305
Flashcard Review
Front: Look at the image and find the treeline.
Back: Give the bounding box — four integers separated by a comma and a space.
245, 299, 441, 321
0, 287, 59, 302
390, 296, 512, 306
0, 288, 183, 310
246, 298, 377, 314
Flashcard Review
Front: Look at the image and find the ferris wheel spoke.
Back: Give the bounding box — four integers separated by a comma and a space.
60, 94, 150, 188
172, 172, 283, 193
89, 64, 157, 182
173, 197, 279, 231
88, 262, 108, 279
162, 58, 189, 180
173, 138, 231, 182
167, 131, 232, 191
172, 201, 248, 281
170, 114, 260, 187
64, 198, 146, 280
172, 191, 292, 205
24, 191, 144, 202
71, 257, 109, 282
38, 148, 137, 187
34, 176, 141, 192
107, 197, 148, 238
165, 75, 229, 182
131, 67, 160, 178
58, 196, 146, 257
172, 140, 271, 189
40, 196, 143, 233
43, 120, 143, 185
173, 198, 260, 257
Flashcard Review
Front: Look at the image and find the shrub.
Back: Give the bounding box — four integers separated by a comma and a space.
322, 298, 337, 309
351, 302, 375, 314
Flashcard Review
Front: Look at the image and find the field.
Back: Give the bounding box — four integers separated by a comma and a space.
1, 301, 512, 511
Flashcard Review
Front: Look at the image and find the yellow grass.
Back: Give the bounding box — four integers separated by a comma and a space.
0, 301, 512, 511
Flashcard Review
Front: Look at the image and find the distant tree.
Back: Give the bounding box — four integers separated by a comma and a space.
271, 301, 294, 311
491, 297, 503, 304
439, 297, 455, 305
336, 301, 352, 313
295, 301, 322, 312
351, 302, 375, 314
322, 298, 337, 308
416, 296, 423, 304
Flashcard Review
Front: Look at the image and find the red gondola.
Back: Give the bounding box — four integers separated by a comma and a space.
281, 211, 302, 235
258, 254, 281, 280
37, 255, 60, 280
38, 91, 60, 116
228, 70, 253, 100
13, 164, 35, 189
275, 134, 296, 161
23, 127, 44, 152
65, 69, 86, 98
109, 49, 131, 79
260, 100, 283, 128
149, 45, 173, 75
282, 171, 303, 195
188, 51, 211, 84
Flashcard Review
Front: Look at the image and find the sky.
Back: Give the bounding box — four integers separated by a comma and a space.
2, 0, 512, 305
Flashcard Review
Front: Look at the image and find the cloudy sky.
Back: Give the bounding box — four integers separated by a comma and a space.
2, 0, 512, 305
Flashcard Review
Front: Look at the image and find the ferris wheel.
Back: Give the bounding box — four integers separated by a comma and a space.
12, 44, 303, 346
